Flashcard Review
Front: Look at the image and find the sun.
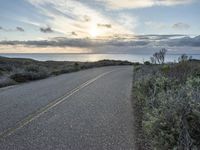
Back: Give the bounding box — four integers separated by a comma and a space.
89, 25, 101, 38
89, 27, 98, 38
90, 28, 98, 38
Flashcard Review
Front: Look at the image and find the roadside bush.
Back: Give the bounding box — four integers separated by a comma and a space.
0, 70, 3, 76
74, 62, 80, 71
51, 66, 78, 75
144, 61, 151, 65
0, 77, 16, 88
134, 62, 140, 66
132, 63, 200, 150
0, 56, 132, 88
161, 61, 200, 83
0, 65, 13, 72
161, 64, 170, 74
10, 71, 49, 83
134, 66, 141, 72
178, 54, 192, 63
25, 65, 41, 72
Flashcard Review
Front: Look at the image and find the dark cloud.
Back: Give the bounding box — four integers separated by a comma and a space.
107, 34, 185, 41
16, 27, 25, 32
172, 22, 190, 30
0, 37, 149, 48
0, 35, 199, 48
0, 38, 95, 48
40, 27, 53, 33
97, 24, 112, 28
163, 35, 200, 47
71, 32, 77, 36
144, 34, 185, 39
0, 26, 25, 32
83, 15, 91, 22
106, 40, 149, 47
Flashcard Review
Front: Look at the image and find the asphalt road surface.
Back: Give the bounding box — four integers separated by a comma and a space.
0, 66, 135, 150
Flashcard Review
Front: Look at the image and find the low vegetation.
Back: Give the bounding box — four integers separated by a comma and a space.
132, 52, 200, 150
0, 56, 132, 88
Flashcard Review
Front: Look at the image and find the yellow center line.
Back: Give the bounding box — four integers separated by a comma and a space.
0, 69, 116, 140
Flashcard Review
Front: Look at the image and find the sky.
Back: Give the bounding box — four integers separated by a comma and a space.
0, 0, 200, 54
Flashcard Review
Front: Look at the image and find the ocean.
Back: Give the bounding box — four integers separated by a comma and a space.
0, 53, 200, 63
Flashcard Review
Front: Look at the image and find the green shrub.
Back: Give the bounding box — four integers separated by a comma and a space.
134, 62, 140, 66
0, 77, 16, 88
74, 62, 80, 71
178, 54, 192, 63
0, 70, 3, 76
10, 71, 49, 83
161, 64, 170, 74
134, 66, 141, 72
25, 65, 40, 72
144, 61, 151, 65
133, 64, 200, 149
0, 56, 133, 88
0, 65, 13, 72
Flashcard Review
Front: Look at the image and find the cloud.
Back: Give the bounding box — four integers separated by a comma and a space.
26, 0, 135, 37
0, 27, 11, 32
71, 32, 77, 36
97, 24, 112, 28
100, 0, 195, 9
0, 36, 150, 48
0, 38, 97, 48
117, 14, 138, 31
172, 22, 190, 30
145, 21, 168, 29
0, 26, 25, 32
16, 27, 25, 32
135, 34, 186, 40
145, 21, 191, 31
1, 35, 199, 49
83, 15, 91, 22
40, 27, 53, 33
163, 35, 200, 47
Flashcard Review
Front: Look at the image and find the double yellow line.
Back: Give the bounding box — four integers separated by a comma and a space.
0, 69, 115, 140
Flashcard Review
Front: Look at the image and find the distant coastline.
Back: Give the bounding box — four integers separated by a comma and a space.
1, 53, 200, 63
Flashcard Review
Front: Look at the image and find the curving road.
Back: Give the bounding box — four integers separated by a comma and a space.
0, 66, 135, 150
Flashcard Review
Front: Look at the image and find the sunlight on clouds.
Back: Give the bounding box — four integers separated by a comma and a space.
26, 0, 135, 38
101, 0, 195, 9
0, 45, 91, 53
89, 25, 100, 38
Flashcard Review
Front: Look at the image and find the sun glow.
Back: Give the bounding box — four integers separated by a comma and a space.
89, 26, 100, 38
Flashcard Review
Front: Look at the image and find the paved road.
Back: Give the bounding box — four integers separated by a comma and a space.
0, 66, 135, 150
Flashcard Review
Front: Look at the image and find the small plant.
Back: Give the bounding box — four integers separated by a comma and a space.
74, 62, 80, 70
161, 64, 170, 74
178, 54, 192, 63
0, 70, 3, 76
144, 61, 151, 65
134, 62, 140, 66
134, 65, 141, 72
25, 65, 40, 72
